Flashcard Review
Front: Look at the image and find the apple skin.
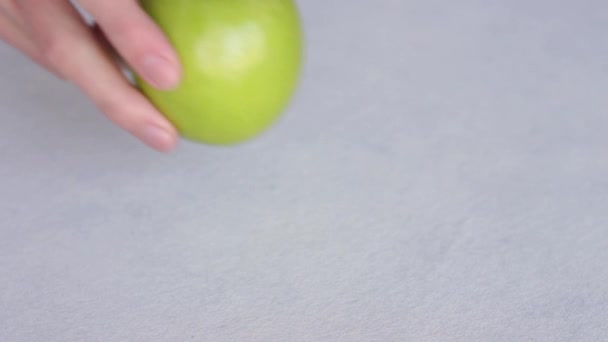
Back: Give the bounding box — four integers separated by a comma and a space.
136, 0, 303, 145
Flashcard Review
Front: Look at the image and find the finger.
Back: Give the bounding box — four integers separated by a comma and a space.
0, 10, 39, 60
0, 2, 65, 77
17, 0, 178, 152
90, 23, 134, 82
0, 0, 26, 29
0, 10, 66, 78
79, 0, 182, 90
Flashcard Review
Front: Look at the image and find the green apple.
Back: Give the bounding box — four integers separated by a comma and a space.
136, 0, 303, 145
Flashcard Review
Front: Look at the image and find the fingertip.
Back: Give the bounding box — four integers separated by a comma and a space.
141, 54, 181, 90
140, 123, 179, 152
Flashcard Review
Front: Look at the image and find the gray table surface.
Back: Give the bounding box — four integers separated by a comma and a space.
2, 1, 608, 341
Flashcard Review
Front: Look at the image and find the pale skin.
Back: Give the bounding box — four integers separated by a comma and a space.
0, 0, 182, 152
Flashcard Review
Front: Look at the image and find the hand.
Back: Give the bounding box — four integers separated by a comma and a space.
0, 0, 182, 152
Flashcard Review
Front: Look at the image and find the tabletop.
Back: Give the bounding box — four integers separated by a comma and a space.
2, 1, 608, 341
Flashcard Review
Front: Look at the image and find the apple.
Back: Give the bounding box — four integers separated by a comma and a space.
136, 0, 303, 145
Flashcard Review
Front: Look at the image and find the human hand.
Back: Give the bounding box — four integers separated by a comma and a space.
0, 0, 182, 152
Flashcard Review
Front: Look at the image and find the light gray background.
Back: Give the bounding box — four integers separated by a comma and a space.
2, 1, 608, 341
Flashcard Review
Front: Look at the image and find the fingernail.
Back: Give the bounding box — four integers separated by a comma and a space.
141, 125, 175, 152
142, 55, 180, 89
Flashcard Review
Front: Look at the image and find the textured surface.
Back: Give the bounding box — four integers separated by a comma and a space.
2, 1, 608, 341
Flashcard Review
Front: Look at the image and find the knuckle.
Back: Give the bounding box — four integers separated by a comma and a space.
97, 94, 129, 119
39, 38, 70, 68
104, 15, 138, 41
95, 93, 140, 133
